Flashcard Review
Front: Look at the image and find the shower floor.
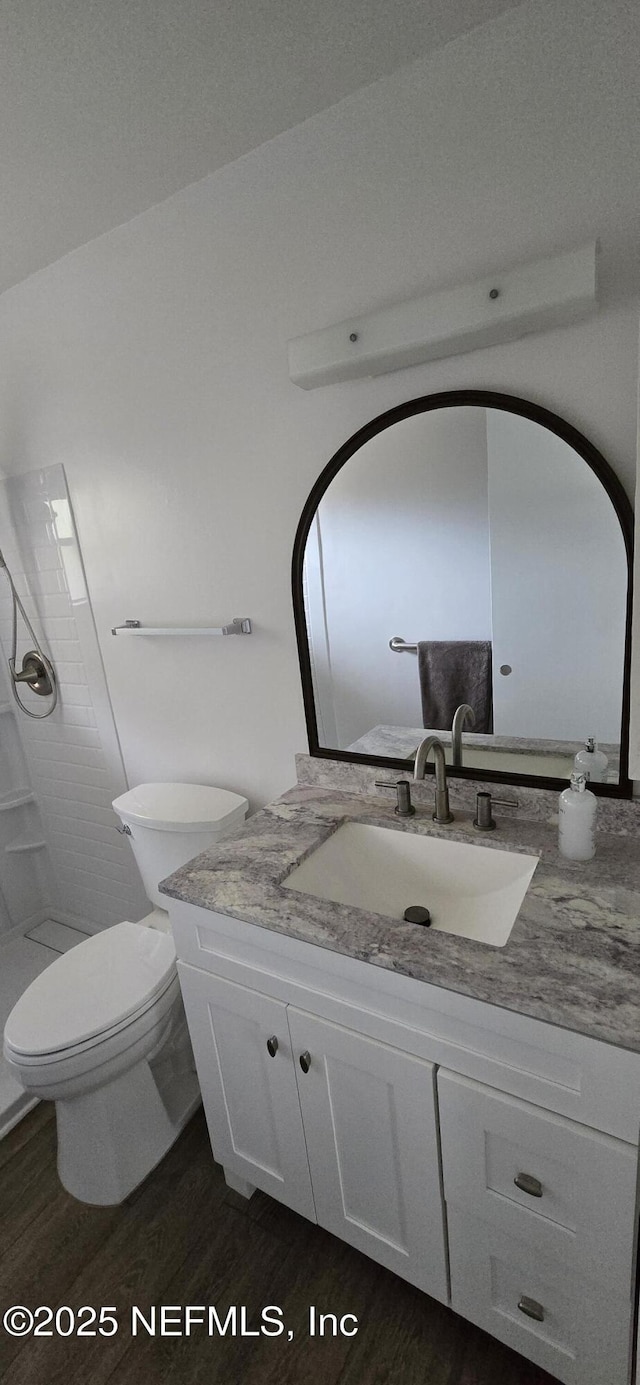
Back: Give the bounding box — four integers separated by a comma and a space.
0, 921, 91, 1138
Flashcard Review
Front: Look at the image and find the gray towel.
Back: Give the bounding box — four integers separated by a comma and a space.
418, 641, 493, 734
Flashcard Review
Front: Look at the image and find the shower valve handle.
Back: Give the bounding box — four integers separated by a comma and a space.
1, 554, 58, 716
11, 653, 48, 684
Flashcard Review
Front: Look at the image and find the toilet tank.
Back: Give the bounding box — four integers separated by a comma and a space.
112, 783, 248, 908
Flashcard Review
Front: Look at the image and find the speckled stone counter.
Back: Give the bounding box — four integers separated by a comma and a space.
160, 780, 640, 1054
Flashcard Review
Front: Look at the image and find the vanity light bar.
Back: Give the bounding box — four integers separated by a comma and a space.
288, 242, 598, 389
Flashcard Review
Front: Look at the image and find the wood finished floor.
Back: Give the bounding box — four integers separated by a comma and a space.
0, 1104, 560, 1385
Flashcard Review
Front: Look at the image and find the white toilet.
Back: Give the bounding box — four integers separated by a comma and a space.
3, 782, 247, 1205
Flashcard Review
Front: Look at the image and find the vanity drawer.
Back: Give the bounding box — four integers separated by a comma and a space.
438, 1070, 638, 1287
447, 1208, 632, 1385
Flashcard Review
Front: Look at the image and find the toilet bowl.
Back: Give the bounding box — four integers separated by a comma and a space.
3, 782, 248, 1205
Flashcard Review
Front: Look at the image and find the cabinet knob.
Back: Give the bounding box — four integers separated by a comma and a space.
517, 1296, 545, 1323
299, 1051, 311, 1074
266, 1036, 279, 1057
514, 1172, 543, 1198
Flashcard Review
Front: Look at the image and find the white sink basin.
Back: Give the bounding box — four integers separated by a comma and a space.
283, 822, 538, 947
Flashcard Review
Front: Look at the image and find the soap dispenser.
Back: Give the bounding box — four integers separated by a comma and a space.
559, 772, 597, 861
574, 737, 608, 783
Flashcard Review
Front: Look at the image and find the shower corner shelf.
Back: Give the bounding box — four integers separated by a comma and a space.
0, 790, 35, 812
5, 838, 46, 855
111, 617, 252, 637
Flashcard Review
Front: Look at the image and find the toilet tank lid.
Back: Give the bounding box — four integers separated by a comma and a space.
112, 782, 248, 833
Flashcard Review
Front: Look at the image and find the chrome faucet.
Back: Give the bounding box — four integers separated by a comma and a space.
413, 736, 454, 825
451, 703, 475, 766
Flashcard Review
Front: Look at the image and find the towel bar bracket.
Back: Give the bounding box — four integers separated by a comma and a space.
389, 635, 417, 653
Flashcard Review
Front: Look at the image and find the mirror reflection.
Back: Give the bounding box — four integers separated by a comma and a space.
301, 404, 628, 785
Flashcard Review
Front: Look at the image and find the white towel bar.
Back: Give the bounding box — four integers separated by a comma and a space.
111, 618, 252, 637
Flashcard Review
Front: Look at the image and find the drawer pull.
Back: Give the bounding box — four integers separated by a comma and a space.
514, 1172, 543, 1198
518, 1295, 545, 1323
299, 1051, 311, 1074
266, 1036, 279, 1057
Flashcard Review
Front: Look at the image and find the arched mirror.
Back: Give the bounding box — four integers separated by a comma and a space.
292, 391, 633, 795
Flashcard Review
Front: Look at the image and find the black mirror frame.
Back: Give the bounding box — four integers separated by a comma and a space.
292, 389, 634, 799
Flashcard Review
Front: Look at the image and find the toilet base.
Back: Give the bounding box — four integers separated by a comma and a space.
56, 1055, 200, 1205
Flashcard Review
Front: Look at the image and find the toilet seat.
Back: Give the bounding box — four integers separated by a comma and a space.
4, 921, 177, 1064
5, 974, 180, 1072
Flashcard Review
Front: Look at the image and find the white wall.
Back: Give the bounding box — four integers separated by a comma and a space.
309, 408, 491, 747
0, 0, 637, 808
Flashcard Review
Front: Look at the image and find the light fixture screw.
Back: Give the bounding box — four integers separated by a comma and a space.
489, 287, 500, 300
349, 332, 358, 342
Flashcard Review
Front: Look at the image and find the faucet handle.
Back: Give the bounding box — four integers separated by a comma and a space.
473, 791, 496, 832
375, 780, 415, 818
473, 791, 519, 831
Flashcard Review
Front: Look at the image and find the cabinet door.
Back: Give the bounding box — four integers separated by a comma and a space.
177, 963, 315, 1219
287, 1007, 448, 1299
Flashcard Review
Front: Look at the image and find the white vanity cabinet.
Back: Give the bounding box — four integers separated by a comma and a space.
170, 900, 640, 1385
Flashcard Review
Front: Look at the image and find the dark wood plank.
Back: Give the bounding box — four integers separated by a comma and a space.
102, 1204, 305, 1385
0, 1102, 53, 1173
222, 1182, 313, 1250
0, 1106, 62, 1252
234, 1229, 381, 1385
335, 1267, 465, 1385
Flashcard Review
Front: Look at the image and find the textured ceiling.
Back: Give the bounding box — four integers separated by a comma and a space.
0, 0, 521, 295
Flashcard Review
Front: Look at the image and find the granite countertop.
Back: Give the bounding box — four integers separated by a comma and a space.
160, 783, 640, 1054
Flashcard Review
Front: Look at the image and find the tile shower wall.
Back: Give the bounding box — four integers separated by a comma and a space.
0, 464, 149, 929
